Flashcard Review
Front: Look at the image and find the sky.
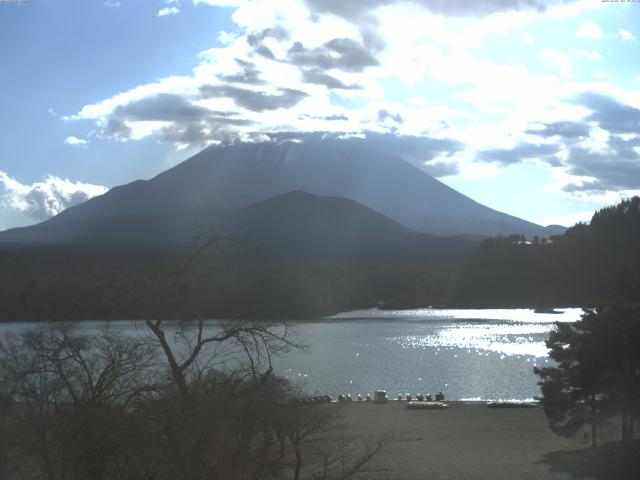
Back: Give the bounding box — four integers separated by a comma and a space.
0, 0, 639, 230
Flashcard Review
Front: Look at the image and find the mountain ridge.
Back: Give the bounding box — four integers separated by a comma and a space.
0, 135, 565, 246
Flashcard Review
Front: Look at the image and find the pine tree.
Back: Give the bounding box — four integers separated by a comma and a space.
535, 304, 640, 448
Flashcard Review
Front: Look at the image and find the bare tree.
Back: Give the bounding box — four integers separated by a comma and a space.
0, 324, 158, 480
0, 233, 388, 480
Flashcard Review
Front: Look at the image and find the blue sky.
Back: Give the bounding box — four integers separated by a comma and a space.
0, 0, 639, 229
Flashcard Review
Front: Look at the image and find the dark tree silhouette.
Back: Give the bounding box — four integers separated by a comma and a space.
535, 304, 640, 449
452, 196, 640, 308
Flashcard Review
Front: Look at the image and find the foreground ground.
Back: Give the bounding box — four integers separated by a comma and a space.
328, 401, 636, 480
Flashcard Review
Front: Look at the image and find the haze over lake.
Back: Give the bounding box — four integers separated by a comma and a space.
0, 308, 581, 401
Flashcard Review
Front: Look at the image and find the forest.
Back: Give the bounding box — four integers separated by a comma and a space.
1, 197, 639, 320
450, 197, 640, 308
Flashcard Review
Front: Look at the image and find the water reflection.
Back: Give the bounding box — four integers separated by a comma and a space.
0, 308, 583, 400
330, 307, 582, 323
390, 323, 553, 357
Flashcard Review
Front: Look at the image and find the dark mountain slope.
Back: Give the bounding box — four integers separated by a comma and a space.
216, 191, 478, 260
0, 135, 563, 244
0, 190, 479, 261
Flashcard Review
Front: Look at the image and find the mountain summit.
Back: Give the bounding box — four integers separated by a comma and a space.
0, 134, 563, 246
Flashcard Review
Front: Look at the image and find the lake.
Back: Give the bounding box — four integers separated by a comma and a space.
0, 307, 582, 401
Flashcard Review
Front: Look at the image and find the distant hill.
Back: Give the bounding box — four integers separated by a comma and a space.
450, 197, 640, 308
215, 191, 479, 260
0, 134, 563, 248
0, 189, 482, 320
0, 190, 478, 261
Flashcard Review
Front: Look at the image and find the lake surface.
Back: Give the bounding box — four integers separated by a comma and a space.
0, 308, 582, 401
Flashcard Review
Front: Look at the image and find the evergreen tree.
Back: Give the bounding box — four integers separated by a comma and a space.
535, 304, 640, 448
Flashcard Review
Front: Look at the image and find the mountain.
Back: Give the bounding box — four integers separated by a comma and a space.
0, 134, 563, 247
0, 189, 480, 320
0, 190, 479, 261
215, 191, 478, 260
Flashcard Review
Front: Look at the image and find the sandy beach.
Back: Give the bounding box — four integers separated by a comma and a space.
327, 401, 613, 480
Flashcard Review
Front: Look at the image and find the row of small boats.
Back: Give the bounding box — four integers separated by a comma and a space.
294, 396, 332, 405
297, 393, 536, 408
337, 390, 388, 403
486, 400, 537, 408
406, 401, 449, 410
398, 392, 445, 402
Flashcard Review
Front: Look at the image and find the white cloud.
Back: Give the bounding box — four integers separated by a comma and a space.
104, 1, 121, 7
619, 28, 637, 41
158, 6, 180, 16
539, 48, 572, 78
0, 172, 108, 221
537, 210, 593, 227
64, 135, 89, 147
572, 49, 601, 61
193, 0, 247, 6
576, 20, 603, 40
65, 0, 640, 206
66, 0, 605, 150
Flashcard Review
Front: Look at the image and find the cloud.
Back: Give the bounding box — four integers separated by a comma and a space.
111, 93, 213, 122
478, 142, 562, 165
287, 38, 379, 72
521, 93, 640, 196
301, 68, 360, 89
101, 118, 133, 141
219, 59, 265, 85
64, 136, 89, 147
619, 28, 637, 41
247, 26, 290, 47
525, 120, 590, 139
539, 48, 572, 77
576, 20, 603, 40
96, 93, 255, 145
422, 160, 459, 177
103, 1, 121, 7
193, 0, 247, 6
578, 92, 640, 134
298, 113, 349, 121
563, 141, 640, 192
303, 0, 574, 19
572, 49, 601, 61
537, 210, 593, 227
200, 85, 308, 111
266, 131, 463, 167
377, 109, 403, 124
0, 172, 108, 221
65, 0, 618, 204
158, 6, 180, 16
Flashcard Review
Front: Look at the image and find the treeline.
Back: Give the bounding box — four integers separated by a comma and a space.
0, 321, 384, 480
450, 197, 640, 308
0, 245, 465, 320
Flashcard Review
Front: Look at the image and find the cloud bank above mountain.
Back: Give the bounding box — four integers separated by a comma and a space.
59, 0, 640, 208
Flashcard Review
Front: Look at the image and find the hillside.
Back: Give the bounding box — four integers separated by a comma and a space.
0, 134, 563, 245
450, 197, 640, 308
0, 134, 569, 320
0, 190, 480, 320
